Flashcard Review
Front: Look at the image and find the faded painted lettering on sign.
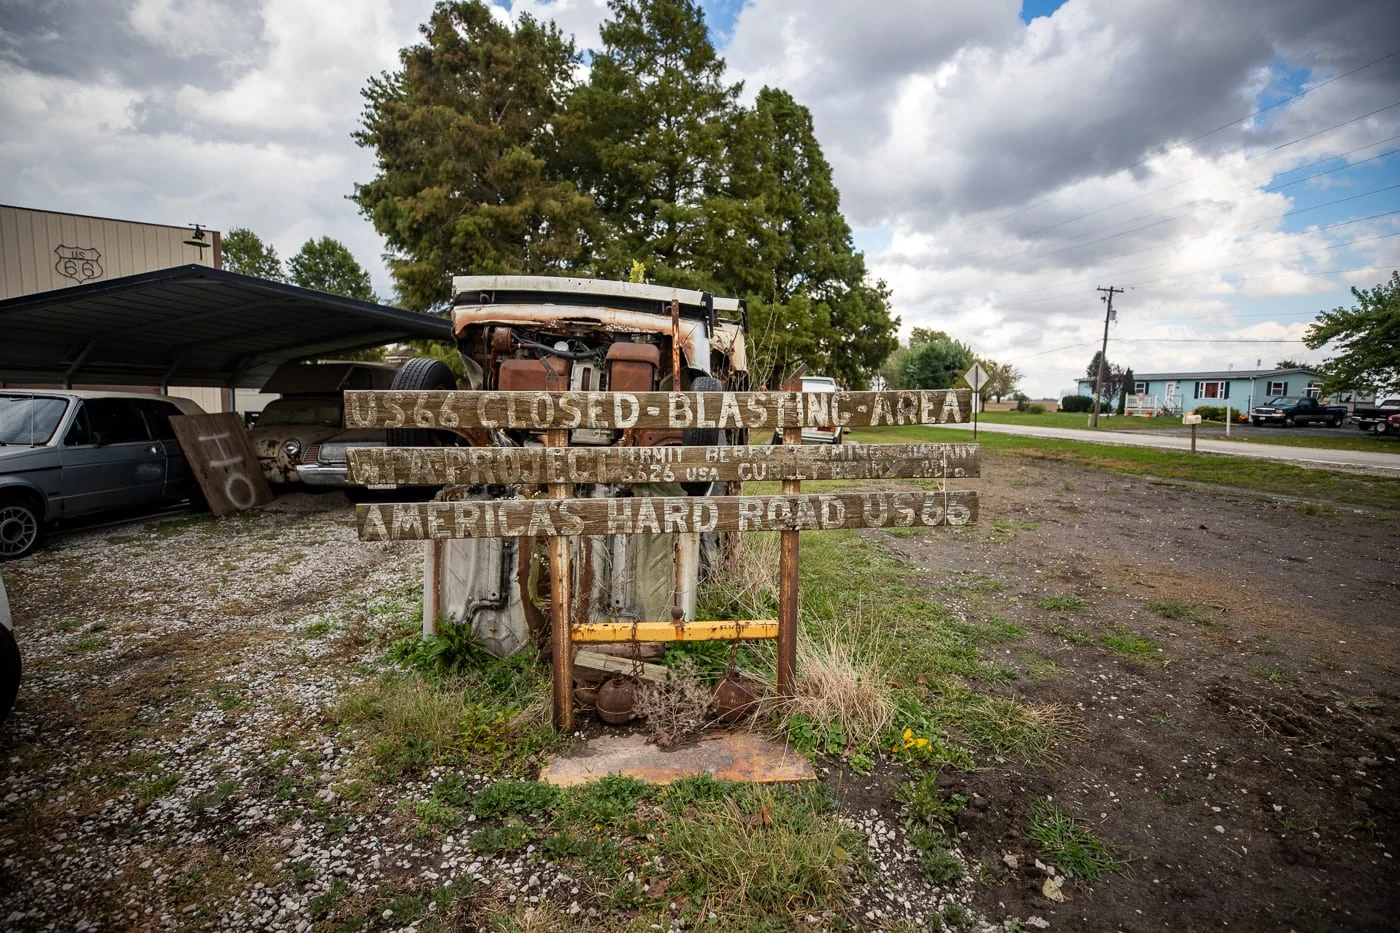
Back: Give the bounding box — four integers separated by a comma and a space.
356, 491, 979, 541
347, 442, 980, 487
344, 389, 971, 432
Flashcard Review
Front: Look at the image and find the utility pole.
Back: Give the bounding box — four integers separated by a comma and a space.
1091, 286, 1124, 428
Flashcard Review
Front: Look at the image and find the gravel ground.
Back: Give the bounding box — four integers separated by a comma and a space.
1, 492, 1033, 932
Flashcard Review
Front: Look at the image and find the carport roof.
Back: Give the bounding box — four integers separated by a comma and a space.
0, 264, 452, 389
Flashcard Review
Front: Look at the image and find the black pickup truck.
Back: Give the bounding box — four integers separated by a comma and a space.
1249, 396, 1349, 428
1353, 398, 1400, 434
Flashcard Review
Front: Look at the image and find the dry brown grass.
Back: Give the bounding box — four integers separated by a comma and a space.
765, 626, 896, 744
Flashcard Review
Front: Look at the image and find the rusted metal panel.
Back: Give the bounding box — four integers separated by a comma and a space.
344, 388, 972, 432
355, 490, 979, 540
572, 619, 779, 643
347, 442, 979, 487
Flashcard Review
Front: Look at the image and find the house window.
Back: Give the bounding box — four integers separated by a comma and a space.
1267, 381, 1287, 396
1305, 384, 1321, 399
1134, 381, 1147, 395
1195, 381, 1229, 399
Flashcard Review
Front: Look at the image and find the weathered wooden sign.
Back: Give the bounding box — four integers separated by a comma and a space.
349, 385, 980, 733
344, 388, 970, 432
357, 490, 978, 540
170, 413, 274, 517
347, 442, 979, 487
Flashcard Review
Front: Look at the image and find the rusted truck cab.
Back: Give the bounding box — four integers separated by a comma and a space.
409, 276, 750, 656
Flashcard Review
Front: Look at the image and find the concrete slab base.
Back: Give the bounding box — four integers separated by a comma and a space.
538, 731, 817, 787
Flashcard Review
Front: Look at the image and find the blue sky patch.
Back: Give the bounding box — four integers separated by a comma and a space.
1020, 0, 1068, 24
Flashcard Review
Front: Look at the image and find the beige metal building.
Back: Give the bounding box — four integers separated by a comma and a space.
0, 205, 229, 411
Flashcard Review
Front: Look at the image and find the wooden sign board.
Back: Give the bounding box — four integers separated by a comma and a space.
347, 442, 979, 488
344, 388, 972, 432
170, 413, 275, 517
357, 490, 978, 541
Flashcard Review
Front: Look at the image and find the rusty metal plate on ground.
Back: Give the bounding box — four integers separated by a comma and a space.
538, 732, 817, 787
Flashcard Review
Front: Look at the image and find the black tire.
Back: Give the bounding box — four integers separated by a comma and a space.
1282, 415, 1294, 428
682, 376, 725, 495
1251, 419, 1262, 427
0, 495, 42, 561
387, 358, 459, 447
1325, 416, 1338, 428
0, 623, 19, 725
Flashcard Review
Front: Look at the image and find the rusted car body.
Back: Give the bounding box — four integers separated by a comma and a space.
249, 361, 398, 485
412, 276, 750, 656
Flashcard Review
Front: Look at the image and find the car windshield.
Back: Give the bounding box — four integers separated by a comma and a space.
1266, 397, 1300, 406
258, 398, 343, 426
0, 394, 70, 445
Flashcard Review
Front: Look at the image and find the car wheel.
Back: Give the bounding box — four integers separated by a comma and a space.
1251, 419, 1261, 427
682, 376, 725, 495
0, 623, 19, 724
1282, 415, 1294, 428
387, 358, 460, 447
1325, 416, 1338, 428
0, 497, 41, 561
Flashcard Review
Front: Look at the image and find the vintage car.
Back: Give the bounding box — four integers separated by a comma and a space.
0, 390, 205, 560
248, 361, 398, 486
380, 275, 749, 656
295, 429, 388, 496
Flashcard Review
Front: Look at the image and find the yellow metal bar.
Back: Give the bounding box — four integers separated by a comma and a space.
571, 619, 778, 643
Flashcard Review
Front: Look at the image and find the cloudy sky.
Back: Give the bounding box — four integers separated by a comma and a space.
2, 0, 1397, 397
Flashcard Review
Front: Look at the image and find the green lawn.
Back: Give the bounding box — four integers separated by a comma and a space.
855, 424, 1400, 515
972, 410, 1169, 431
969, 410, 1400, 453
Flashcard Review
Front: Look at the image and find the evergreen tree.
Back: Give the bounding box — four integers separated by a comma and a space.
353, 0, 595, 311
713, 87, 897, 388
566, 0, 740, 283
222, 227, 285, 281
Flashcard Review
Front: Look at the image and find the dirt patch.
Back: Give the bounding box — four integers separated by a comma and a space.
884, 453, 1400, 932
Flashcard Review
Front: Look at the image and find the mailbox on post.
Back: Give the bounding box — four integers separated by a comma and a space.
346, 387, 981, 731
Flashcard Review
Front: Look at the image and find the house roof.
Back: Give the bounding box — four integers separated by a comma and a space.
1081, 368, 1319, 382
0, 264, 452, 389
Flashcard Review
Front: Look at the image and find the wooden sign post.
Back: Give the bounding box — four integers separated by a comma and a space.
346, 388, 979, 731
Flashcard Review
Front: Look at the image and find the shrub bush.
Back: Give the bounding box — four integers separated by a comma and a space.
1060, 395, 1095, 413
1193, 405, 1227, 422
1026, 403, 1046, 415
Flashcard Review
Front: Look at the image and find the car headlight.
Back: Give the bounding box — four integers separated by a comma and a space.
282, 438, 303, 460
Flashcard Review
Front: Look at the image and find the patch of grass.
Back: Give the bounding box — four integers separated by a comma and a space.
301, 619, 332, 638
472, 779, 562, 820
331, 669, 557, 778
409, 797, 463, 833
137, 773, 180, 805
559, 774, 655, 832
991, 518, 1040, 532
1101, 627, 1165, 667
469, 820, 536, 855
1044, 621, 1093, 645
657, 784, 866, 924
1252, 666, 1301, 686
188, 779, 239, 814
73, 635, 111, 652
1037, 595, 1087, 612
1025, 798, 1125, 881
1017, 652, 1066, 682
1145, 600, 1221, 626
977, 615, 1026, 643
909, 826, 964, 884
897, 770, 966, 830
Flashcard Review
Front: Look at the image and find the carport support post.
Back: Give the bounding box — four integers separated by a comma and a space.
777, 388, 802, 698
547, 428, 575, 732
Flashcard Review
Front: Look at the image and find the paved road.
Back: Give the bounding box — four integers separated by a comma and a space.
935, 420, 1400, 476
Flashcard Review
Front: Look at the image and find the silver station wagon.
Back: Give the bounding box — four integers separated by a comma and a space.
0, 390, 205, 559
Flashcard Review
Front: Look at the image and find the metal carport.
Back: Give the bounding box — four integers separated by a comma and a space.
0, 264, 452, 389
